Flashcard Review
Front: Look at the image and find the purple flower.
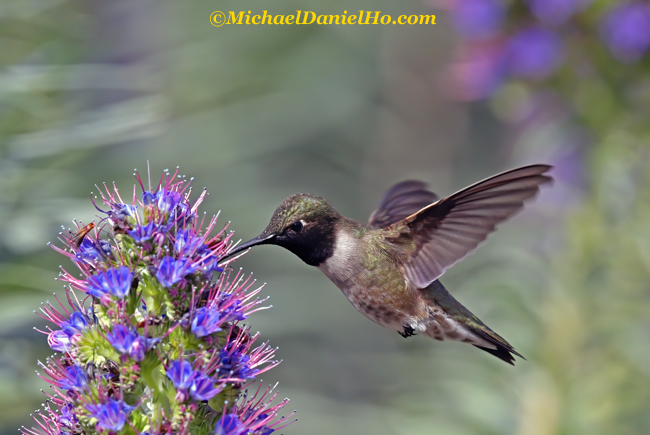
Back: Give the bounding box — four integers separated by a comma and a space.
189, 373, 222, 401
74, 238, 111, 264
451, 0, 504, 40
48, 330, 73, 352
59, 365, 88, 392
175, 229, 205, 254
86, 399, 133, 432
156, 256, 197, 287
214, 414, 247, 435
106, 325, 152, 361
142, 190, 156, 205
157, 189, 183, 214
58, 403, 78, 428
506, 27, 565, 80
111, 204, 138, 222
127, 221, 160, 243
191, 307, 223, 337
48, 313, 88, 351
166, 360, 223, 402
601, 3, 650, 63
85, 266, 133, 299
218, 347, 258, 380
61, 312, 89, 336
526, 0, 588, 25
166, 360, 195, 390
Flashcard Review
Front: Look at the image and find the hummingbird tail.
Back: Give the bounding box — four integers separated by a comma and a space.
421, 280, 525, 365
467, 326, 526, 366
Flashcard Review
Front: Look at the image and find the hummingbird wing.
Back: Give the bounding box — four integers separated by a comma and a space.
368, 181, 439, 228
389, 164, 552, 288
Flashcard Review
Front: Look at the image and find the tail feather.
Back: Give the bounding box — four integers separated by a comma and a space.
422, 280, 525, 365
469, 326, 525, 366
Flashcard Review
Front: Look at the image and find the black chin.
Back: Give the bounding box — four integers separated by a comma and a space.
275, 236, 334, 267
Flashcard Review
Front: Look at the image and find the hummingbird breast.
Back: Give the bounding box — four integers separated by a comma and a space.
316, 225, 429, 332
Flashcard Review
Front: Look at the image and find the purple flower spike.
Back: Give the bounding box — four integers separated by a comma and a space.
85, 266, 133, 299
156, 256, 197, 288
527, 0, 588, 25
190, 373, 222, 401
26, 168, 292, 435
601, 3, 650, 63
191, 307, 222, 337
59, 365, 88, 392
214, 414, 247, 435
86, 399, 133, 432
451, 0, 504, 40
166, 360, 195, 390
506, 27, 565, 80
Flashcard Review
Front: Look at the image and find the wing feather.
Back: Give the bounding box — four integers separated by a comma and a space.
368, 180, 439, 228
388, 165, 552, 288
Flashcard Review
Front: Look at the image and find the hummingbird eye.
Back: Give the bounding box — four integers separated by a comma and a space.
289, 221, 303, 233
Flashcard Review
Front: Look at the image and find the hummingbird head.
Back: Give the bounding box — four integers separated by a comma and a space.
224, 193, 340, 266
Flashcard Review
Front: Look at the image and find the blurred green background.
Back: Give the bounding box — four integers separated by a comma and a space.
2, 0, 649, 434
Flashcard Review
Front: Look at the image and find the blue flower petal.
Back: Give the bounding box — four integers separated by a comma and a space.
61, 312, 89, 336
156, 256, 197, 288
214, 414, 247, 435
166, 360, 195, 390
59, 365, 89, 392
190, 373, 221, 401
86, 266, 133, 299
191, 307, 222, 337
106, 325, 138, 354
86, 399, 133, 432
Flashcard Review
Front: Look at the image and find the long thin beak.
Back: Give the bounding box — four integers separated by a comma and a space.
221, 234, 276, 260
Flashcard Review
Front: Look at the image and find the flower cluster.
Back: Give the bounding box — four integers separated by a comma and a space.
23, 168, 295, 435
439, 0, 650, 100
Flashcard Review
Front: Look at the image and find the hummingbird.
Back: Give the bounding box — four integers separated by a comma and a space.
224, 165, 552, 365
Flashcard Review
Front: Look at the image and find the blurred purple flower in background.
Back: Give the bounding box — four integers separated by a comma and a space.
445, 41, 506, 100
506, 27, 565, 80
601, 2, 650, 63
451, 0, 504, 40
527, 0, 589, 25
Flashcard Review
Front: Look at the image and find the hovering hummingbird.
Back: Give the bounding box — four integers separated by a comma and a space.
224, 165, 552, 365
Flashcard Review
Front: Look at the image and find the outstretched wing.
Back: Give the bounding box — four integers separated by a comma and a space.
389, 165, 552, 288
368, 181, 439, 229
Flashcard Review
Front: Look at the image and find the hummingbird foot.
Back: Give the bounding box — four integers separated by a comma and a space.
398, 325, 417, 338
